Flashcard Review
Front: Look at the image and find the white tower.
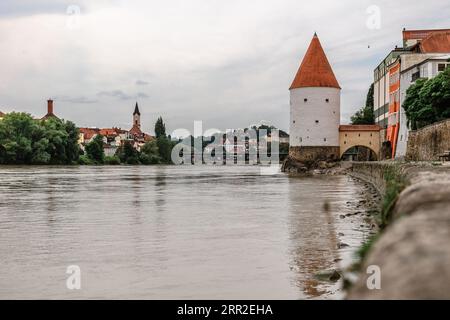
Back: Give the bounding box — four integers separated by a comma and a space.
289, 33, 341, 164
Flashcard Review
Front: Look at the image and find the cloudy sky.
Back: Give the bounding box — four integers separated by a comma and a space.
0, 0, 449, 136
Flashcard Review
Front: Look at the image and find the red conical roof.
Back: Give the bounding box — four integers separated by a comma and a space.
290, 33, 340, 90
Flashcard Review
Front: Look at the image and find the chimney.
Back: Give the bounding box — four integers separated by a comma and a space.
47, 99, 54, 115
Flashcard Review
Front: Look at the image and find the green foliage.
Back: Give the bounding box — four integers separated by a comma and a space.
85, 134, 105, 164
380, 165, 407, 227
350, 83, 375, 125
78, 154, 94, 165
154, 116, 166, 138
156, 136, 174, 164
356, 234, 379, 262
140, 140, 161, 164
104, 155, 121, 165
116, 141, 139, 164
403, 66, 450, 129
0, 112, 80, 165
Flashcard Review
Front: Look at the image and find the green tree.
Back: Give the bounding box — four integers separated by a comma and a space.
140, 140, 161, 164
0, 112, 47, 164
154, 116, 166, 138
116, 140, 140, 164
156, 136, 172, 164
403, 66, 450, 130
350, 83, 375, 125
402, 78, 428, 130
85, 134, 105, 164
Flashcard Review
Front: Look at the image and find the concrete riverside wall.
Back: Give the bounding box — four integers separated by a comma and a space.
406, 118, 450, 161
348, 162, 450, 299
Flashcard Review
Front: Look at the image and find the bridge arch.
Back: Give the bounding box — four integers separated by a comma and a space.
340, 145, 378, 161
339, 125, 381, 160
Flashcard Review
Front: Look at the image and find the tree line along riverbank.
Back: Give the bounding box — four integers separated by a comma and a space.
0, 112, 175, 165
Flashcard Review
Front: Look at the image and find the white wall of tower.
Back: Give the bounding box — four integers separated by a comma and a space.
289, 87, 340, 147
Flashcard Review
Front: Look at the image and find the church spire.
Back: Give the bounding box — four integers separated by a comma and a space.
133, 102, 141, 115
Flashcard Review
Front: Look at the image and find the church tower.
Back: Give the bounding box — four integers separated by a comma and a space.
133, 102, 141, 129
289, 33, 341, 165
130, 102, 143, 138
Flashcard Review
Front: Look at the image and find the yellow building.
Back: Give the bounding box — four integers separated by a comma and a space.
339, 125, 381, 160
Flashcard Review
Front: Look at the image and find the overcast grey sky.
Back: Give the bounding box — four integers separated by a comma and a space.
0, 0, 449, 135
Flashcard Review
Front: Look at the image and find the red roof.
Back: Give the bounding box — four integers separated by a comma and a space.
99, 128, 118, 136
290, 33, 340, 90
0, 111, 5, 117
403, 29, 450, 42
79, 127, 99, 140
129, 125, 143, 137
339, 125, 381, 132
418, 31, 450, 53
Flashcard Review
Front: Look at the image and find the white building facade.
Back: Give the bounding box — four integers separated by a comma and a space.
396, 54, 450, 158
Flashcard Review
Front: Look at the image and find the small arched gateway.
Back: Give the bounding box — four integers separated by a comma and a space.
339, 125, 381, 160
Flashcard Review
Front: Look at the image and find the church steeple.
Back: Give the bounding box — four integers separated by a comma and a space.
133, 102, 141, 115
132, 102, 141, 130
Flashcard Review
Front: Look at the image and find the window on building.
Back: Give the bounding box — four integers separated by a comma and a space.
358, 133, 361, 137
411, 71, 420, 82
315, 120, 319, 124
438, 63, 446, 72
345, 134, 347, 137
293, 120, 295, 124
323, 138, 327, 142
304, 98, 308, 102
300, 137, 302, 142
344, 141, 346, 144
325, 98, 329, 103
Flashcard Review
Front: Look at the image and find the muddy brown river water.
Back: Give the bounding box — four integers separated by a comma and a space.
0, 165, 372, 299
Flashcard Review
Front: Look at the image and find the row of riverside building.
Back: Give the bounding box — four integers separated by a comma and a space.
0, 100, 154, 157
373, 28, 450, 159
286, 28, 450, 167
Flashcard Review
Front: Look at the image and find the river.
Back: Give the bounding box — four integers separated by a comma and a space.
0, 165, 372, 299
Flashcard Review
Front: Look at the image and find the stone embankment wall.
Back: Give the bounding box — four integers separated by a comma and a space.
348, 162, 450, 299
406, 119, 450, 161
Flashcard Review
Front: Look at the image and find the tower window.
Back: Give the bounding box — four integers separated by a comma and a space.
304, 98, 308, 102
325, 98, 329, 103
300, 137, 302, 142
324, 138, 327, 142
315, 120, 319, 124
293, 120, 295, 124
